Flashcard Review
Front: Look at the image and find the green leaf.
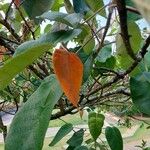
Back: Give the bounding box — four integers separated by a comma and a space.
83, 55, 94, 82
5, 75, 63, 150
22, 0, 55, 22
132, 0, 150, 23
72, 0, 89, 13
39, 12, 83, 27
96, 46, 112, 63
94, 56, 116, 76
83, 35, 95, 55
116, 21, 142, 72
76, 24, 91, 44
93, 46, 115, 77
116, 21, 142, 56
74, 146, 88, 150
125, 0, 141, 21
44, 24, 52, 33
70, 47, 89, 63
51, 0, 63, 11
70, 47, 93, 82
130, 72, 150, 115
66, 146, 75, 150
142, 50, 150, 71
49, 123, 73, 146
67, 129, 84, 147
0, 29, 81, 90
85, 0, 106, 17
88, 112, 105, 141
64, 0, 74, 13
105, 126, 123, 150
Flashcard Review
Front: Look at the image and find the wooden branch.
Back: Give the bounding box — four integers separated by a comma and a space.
28, 65, 45, 80
126, 6, 141, 15
50, 106, 75, 120
0, 35, 19, 45
87, 35, 150, 97
0, 19, 21, 42
0, 115, 7, 141
14, 3, 35, 40
116, 0, 136, 60
0, 38, 15, 54
96, 10, 113, 54
5, 0, 15, 21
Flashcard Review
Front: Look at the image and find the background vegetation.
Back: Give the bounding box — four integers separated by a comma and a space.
0, 0, 150, 149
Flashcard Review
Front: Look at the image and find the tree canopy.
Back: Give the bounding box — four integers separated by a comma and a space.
0, 0, 150, 149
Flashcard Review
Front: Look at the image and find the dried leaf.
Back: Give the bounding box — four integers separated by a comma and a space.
53, 48, 83, 107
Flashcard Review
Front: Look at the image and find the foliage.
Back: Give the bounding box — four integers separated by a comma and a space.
0, 0, 150, 149
105, 126, 123, 150
53, 48, 83, 107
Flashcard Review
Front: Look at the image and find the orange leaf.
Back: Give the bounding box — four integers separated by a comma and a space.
53, 48, 83, 107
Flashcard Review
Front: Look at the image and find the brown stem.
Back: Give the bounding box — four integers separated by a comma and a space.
28, 65, 45, 80
0, 115, 7, 141
0, 19, 21, 42
87, 35, 150, 97
116, 0, 136, 60
96, 10, 113, 54
14, 3, 35, 40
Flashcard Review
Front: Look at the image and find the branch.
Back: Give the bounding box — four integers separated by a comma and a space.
140, 35, 150, 58
87, 35, 150, 96
128, 115, 150, 125
28, 65, 45, 80
116, 0, 136, 60
0, 115, 7, 141
50, 106, 75, 120
96, 10, 113, 54
0, 19, 21, 42
5, 0, 15, 21
125, 35, 150, 75
14, 3, 35, 40
0, 35, 19, 45
0, 38, 15, 54
126, 6, 141, 15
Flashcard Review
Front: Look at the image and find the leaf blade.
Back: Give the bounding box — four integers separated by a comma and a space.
105, 126, 123, 150
49, 123, 73, 146
53, 48, 83, 107
0, 29, 81, 90
67, 129, 84, 147
39, 12, 83, 27
88, 112, 105, 141
130, 72, 150, 115
5, 75, 63, 150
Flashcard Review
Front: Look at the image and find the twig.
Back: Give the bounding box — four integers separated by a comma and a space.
5, 0, 15, 21
87, 35, 150, 97
0, 19, 21, 42
14, 3, 35, 40
126, 6, 141, 15
0, 35, 19, 45
83, 3, 110, 24
51, 106, 75, 120
0, 115, 7, 141
76, 26, 105, 53
128, 115, 150, 126
116, 0, 136, 60
28, 65, 45, 80
0, 38, 15, 54
96, 10, 113, 54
